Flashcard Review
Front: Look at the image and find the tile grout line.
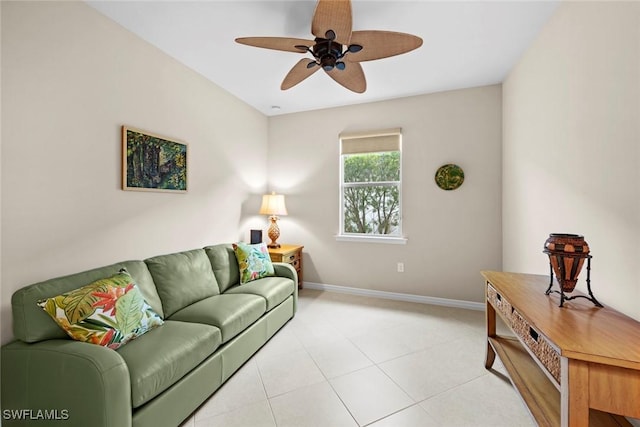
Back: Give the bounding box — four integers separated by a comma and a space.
360, 402, 424, 427
255, 356, 282, 427
303, 336, 363, 426
324, 373, 364, 427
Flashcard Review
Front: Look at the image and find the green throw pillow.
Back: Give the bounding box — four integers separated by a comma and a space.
233, 242, 275, 284
37, 269, 164, 349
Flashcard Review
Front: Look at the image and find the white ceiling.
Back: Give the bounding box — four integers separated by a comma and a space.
87, 1, 559, 116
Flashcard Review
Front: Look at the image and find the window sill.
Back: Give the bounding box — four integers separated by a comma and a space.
335, 235, 408, 245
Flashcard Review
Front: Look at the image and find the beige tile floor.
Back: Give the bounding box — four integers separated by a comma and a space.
180, 289, 535, 427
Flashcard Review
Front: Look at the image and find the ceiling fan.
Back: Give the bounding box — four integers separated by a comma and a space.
235, 0, 423, 93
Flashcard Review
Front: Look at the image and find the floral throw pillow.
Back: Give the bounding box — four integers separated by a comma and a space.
37, 269, 164, 350
232, 242, 275, 284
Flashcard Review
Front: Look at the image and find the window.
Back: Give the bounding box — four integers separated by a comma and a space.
339, 128, 404, 242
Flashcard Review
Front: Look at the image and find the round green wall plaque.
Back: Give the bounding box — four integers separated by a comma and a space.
435, 164, 465, 190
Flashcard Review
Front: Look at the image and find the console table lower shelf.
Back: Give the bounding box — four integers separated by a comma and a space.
487, 336, 630, 426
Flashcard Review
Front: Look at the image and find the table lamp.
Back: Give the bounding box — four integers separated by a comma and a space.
259, 192, 288, 248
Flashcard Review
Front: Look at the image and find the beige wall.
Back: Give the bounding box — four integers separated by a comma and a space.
503, 1, 640, 320
0, 2, 269, 344
269, 85, 503, 303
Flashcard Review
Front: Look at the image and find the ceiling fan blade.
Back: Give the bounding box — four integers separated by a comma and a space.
235, 37, 315, 53
281, 59, 321, 90
326, 62, 366, 93
346, 31, 423, 62
311, 0, 352, 45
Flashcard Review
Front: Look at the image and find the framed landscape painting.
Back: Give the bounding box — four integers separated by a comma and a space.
122, 126, 188, 193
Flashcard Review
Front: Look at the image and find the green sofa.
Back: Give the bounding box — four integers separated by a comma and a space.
1, 244, 298, 427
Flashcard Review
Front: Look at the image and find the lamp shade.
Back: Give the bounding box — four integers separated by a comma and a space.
259, 192, 287, 216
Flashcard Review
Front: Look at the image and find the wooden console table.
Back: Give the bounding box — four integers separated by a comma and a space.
482, 271, 640, 427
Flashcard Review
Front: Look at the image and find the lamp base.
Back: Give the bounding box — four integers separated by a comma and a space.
267, 216, 281, 249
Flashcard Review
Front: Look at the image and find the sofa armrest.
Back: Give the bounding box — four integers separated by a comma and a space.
1, 339, 132, 427
273, 262, 298, 313
273, 262, 296, 283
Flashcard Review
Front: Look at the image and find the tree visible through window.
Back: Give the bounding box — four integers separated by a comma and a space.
340, 129, 402, 237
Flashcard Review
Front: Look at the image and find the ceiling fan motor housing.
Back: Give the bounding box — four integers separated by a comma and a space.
313, 38, 343, 70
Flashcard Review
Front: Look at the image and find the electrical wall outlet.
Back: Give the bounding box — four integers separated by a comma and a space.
397, 262, 404, 273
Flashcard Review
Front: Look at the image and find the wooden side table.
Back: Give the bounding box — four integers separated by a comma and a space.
268, 244, 304, 289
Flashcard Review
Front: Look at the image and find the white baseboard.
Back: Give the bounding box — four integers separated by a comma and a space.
302, 282, 484, 311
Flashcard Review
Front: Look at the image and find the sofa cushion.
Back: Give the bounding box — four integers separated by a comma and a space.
12, 261, 163, 343
225, 277, 295, 312
204, 244, 240, 293
169, 294, 266, 343
145, 249, 221, 317
232, 242, 275, 284
116, 320, 222, 408
37, 269, 164, 349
